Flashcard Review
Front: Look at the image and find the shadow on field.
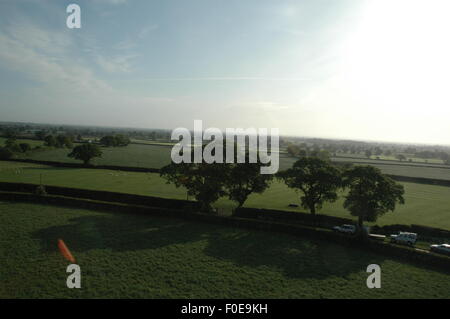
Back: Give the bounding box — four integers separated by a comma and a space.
32, 211, 387, 279
31, 213, 208, 253
202, 231, 388, 279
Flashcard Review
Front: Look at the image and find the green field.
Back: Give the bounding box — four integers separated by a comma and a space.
0, 137, 44, 148
1, 202, 449, 298
354, 163, 450, 180
334, 152, 446, 165
1, 161, 450, 230
16, 143, 173, 169
12, 138, 450, 181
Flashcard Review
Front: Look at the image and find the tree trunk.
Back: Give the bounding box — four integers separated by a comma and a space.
309, 205, 318, 226
201, 202, 214, 214
358, 215, 363, 228
357, 214, 368, 240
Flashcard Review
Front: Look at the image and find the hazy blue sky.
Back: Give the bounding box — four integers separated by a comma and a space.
0, 0, 449, 144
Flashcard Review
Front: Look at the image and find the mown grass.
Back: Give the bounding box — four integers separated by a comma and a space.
1, 202, 449, 299
1, 161, 450, 230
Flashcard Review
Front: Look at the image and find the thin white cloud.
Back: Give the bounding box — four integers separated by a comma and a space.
138, 24, 158, 39
96, 53, 137, 73
136, 77, 310, 81
0, 23, 110, 93
93, 0, 128, 5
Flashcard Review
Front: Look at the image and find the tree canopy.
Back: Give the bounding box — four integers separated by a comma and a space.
225, 161, 273, 208
100, 134, 130, 147
342, 165, 405, 232
160, 161, 228, 212
68, 144, 102, 165
277, 157, 342, 215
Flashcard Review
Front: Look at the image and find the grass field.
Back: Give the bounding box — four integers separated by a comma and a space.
1, 202, 449, 298
0, 137, 44, 148
355, 163, 450, 180
13, 139, 450, 181
6, 137, 450, 180
334, 152, 446, 164
1, 161, 450, 230
16, 143, 173, 169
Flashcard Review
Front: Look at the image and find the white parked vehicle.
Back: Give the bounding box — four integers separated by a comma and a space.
430, 244, 450, 256
390, 232, 417, 246
333, 224, 356, 234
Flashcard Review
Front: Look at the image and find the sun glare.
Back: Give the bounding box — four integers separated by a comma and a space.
340, 0, 450, 119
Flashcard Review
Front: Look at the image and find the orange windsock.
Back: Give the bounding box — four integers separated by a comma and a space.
57, 239, 76, 264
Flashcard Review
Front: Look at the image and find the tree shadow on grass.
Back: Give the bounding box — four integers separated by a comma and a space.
31, 211, 210, 253
24, 167, 74, 171
202, 229, 389, 279
31, 209, 392, 280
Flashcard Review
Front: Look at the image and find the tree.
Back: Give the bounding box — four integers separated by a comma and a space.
316, 150, 331, 161
0, 147, 13, 160
365, 150, 372, 158
68, 144, 102, 165
114, 134, 130, 146
35, 130, 47, 140
3, 128, 18, 139
277, 157, 342, 216
19, 143, 31, 153
439, 152, 450, 162
100, 134, 130, 147
100, 135, 116, 147
374, 147, 383, 156
396, 154, 406, 161
160, 161, 228, 212
4, 138, 22, 153
225, 161, 273, 208
342, 166, 405, 235
287, 144, 301, 157
298, 149, 307, 157
56, 134, 73, 148
44, 135, 57, 147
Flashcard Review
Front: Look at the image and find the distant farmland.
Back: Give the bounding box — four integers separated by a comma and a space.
17, 143, 173, 169
12, 140, 450, 181
1, 161, 449, 230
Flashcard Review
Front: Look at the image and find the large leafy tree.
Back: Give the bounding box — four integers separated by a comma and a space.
56, 134, 73, 148
4, 138, 21, 153
44, 135, 57, 147
160, 161, 228, 212
160, 142, 274, 212
0, 147, 13, 160
225, 161, 273, 208
68, 144, 102, 165
342, 165, 405, 233
100, 135, 116, 147
277, 157, 342, 215
100, 134, 131, 147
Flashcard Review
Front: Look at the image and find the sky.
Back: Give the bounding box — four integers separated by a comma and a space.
0, 0, 450, 145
